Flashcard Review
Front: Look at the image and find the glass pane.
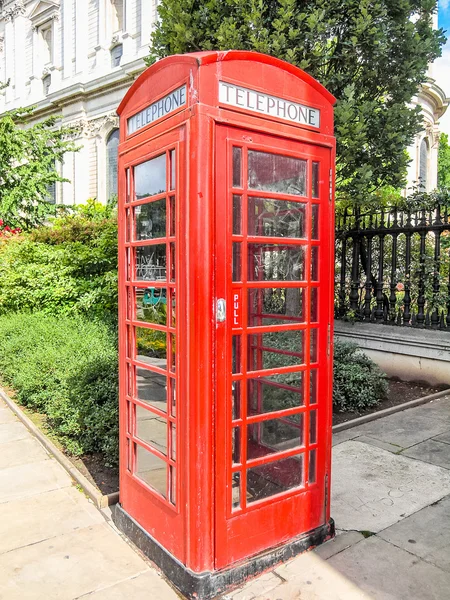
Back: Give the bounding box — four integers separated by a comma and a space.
233, 147, 242, 188
248, 151, 307, 196
135, 199, 166, 240
136, 288, 167, 324
135, 327, 167, 363
126, 168, 130, 202
135, 154, 166, 199
248, 330, 305, 371
170, 150, 176, 191
135, 444, 167, 497
247, 372, 304, 417
170, 242, 176, 282
248, 244, 305, 281
136, 245, 166, 281
170, 378, 176, 416
169, 333, 176, 373
311, 288, 318, 322
232, 472, 241, 509
232, 427, 241, 464
232, 243, 241, 281
170, 423, 176, 460
136, 367, 167, 412
125, 208, 130, 242
311, 247, 319, 282
169, 196, 176, 237
233, 195, 241, 235
232, 336, 241, 374
170, 466, 176, 505
309, 449, 316, 484
312, 162, 319, 198
136, 405, 167, 455
312, 204, 319, 240
248, 198, 306, 238
247, 454, 304, 503
232, 380, 241, 420
169, 288, 176, 327
248, 287, 305, 326
310, 329, 318, 363
309, 410, 317, 444
248, 415, 304, 459
310, 370, 318, 405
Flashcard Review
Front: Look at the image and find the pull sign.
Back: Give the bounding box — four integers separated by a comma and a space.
216, 298, 226, 323
232, 289, 242, 328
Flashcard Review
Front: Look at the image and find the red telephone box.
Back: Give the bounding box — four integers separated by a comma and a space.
114, 51, 336, 599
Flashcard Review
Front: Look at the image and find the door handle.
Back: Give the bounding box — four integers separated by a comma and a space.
216, 298, 226, 322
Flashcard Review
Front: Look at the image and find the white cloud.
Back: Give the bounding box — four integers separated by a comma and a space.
440, 0, 450, 12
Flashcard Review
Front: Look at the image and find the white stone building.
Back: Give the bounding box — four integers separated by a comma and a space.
0, 0, 157, 205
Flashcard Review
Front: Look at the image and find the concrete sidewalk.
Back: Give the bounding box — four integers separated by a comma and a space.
1, 395, 450, 599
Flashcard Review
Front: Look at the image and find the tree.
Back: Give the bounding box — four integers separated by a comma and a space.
148, 0, 445, 203
0, 107, 77, 230
438, 133, 450, 189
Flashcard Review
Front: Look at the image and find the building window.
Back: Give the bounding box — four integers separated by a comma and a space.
111, 44, 123, 67
111, 0, 124, 32
43, 74, 51, 96
419, 137, 429, 190
106, 129, 120, 200
39, 24, 53, 66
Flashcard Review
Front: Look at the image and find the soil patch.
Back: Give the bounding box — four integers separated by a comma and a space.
333, 379, 449, 426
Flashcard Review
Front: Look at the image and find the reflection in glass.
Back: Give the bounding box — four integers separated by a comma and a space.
232, 336, 241, 374
135, 199, 166, 240
309, 410, 317, 444
310, 369, 318, 404
232, 243, 241, 281
312, 204, 319, 240
136, 405, 167, 455
248, 197, 306, 238
312, 162, 320, 198
311, 246, 319, 281
170, 150, 176, 191
248, 330, 304, 371
248, 287, 305, 326
170, 423, 176, 460
170, 242, 176, 282
247, 372, 304, 417
310, 329, 318, 363
232, 380, 241, 420
169, 287, 176, 327
169, 333, 176, 373
170, 377, 176, 416
135, 288, 167, 324
136, 245, 166, 281
233, 147, 242, 188
125, 208, 130, 242
170, 466, 176, 505
247, 454, 304, 503
135, 154, 166, 199
232, 427, 241, 464
309, 449, 316, 483
248, 244, 305, 281
248, 151, 307, 196
135, 327, 167, 362
311, 287, 318, 322
135, 444, 167, 497
232, 472, 241, 509
169, 196, 176, 237
248, 415, 303, 459
233, 195, 241, 235
136, 367, 167, 412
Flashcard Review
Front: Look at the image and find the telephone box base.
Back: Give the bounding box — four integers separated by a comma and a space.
113, 504, 335, 600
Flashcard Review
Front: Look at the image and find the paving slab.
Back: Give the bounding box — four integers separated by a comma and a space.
0, 523, 150, 600
225, 572, 283, 600
354, 435, 403, 453
0, 407, 17, 424
340, 408, 450, 448
332, 440, 450, 532
414, 396, 450, 424
378, 494, 450, 573
328, 534, 450, 600
0, 458, 71, 503
332, 429, 361, 446
73, 571, 181, 599
0, 421, 30, 444
0, 436, 49, 469
401, 438, 450, 470
314, 530, 365, 560
433, 430, 450, 445
0, 486, 104, 555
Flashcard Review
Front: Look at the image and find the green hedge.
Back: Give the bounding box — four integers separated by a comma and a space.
0, 312, 118, 463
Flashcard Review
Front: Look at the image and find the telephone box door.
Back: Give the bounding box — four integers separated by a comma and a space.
215, 126, 333, 568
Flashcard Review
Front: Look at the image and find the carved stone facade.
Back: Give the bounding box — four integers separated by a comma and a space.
0, 0, 158, 204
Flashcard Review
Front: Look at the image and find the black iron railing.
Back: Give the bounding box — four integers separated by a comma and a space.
335, 205, 450, 328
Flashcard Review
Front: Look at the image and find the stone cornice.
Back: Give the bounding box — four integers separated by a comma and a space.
1, 0, 25, 20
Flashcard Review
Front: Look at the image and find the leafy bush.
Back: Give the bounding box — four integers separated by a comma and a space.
0, 202, 118, 321
0, 312, 118, 463
333, 340, 388, 412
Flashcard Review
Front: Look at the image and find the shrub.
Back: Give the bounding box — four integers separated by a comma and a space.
333, 340, 388, 413
0, 312, 118, 463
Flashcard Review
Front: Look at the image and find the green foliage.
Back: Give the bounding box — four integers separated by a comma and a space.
0, 203, 118, 321
0, 107, 78, 230
0, 312, 118, 462
333, 340, 387, 412
438, 133, 450, 189
149, 0, 444, 203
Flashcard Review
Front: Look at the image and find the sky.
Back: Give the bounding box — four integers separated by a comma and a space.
435, 1, 450, 135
